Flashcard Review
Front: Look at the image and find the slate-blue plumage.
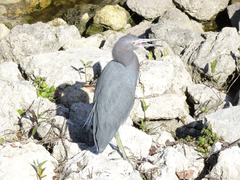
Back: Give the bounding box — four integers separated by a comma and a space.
90, 34, 160, 153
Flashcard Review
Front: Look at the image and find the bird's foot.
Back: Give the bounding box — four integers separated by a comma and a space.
109, 148, 136, 169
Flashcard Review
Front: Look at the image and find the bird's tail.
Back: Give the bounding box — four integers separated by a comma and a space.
83, 103, 95, 130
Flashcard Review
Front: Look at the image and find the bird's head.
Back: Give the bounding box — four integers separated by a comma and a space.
112, 34, 162, 67
113, 34, 161, 52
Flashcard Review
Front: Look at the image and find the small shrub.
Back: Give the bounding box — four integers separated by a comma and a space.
178, 124, 220, 155
32, 159, 47, 179
80, 59, 93, 83
34, 78, 55, 102
135, 99, 153, 134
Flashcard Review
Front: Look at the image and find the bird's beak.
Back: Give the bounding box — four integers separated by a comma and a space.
133, 38, 163, 47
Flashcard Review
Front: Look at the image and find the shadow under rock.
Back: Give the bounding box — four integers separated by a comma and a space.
176, 120, 204, 139
55, 81, 95, 149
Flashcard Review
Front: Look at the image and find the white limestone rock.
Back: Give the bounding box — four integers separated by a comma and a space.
0, 23, 10, 40
173, 0, 229, 21
20, 47, 111, 88
0, 61, 23, 82
0, 22, 80, 63
187, 84, 233, 120
0, 142, 58, 180
205, 106, 240, 143
127, 0, 175, 19
209, 146, 240, 180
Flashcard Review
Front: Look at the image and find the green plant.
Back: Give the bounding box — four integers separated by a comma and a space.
136, 118, 152, 134
199, 100, 217, 115
80, 59, 93, 82
210, 59, 221, 84
195, 125, 220, 155
17, 109, 23, 116
34, 78, 55, 102
200, 105, 210, 114
148, 51, 153, 60
210, 59, 217, 74
28, 99, 53, 137
135, 99, 152, 134
178, 124, 220, 155
163, 49, 167, 57
32, 159, 47, 179
185, 135, 192, 142
13, 137, 19, 141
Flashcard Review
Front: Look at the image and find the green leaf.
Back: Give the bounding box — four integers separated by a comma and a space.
47, 93, 53, 98
0, 138, 4, 142
148, 51, 153, 60
33, 162, 39, 172
17, 109, 23, 116
86, 61, 93, 66
142, 99, 149, 112
86, 65, 93, 68
34, 77, 42, 82
135, 122, 141, 126
41, 167, 46, 174
209, 140, 213, 144
196, 147, 205, 154
32, 126, 37, 136
206, 130, 211, 137
40, 92, 48, 97
163, 49, 167, 57
214, 75, 221, 83
39, 160, 47, 168
181, 115, 186, 120
80, 59, 85, 65
44, 88, 50, 93
40, 82, 48, 88
211, 59, 217, 74
49, 86, 55, 92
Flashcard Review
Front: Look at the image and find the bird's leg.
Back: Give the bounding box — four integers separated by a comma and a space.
114, 131, 133, 167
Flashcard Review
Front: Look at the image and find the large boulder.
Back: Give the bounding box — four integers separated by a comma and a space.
0, 142, 57, 180
136, 56, 192, 98
157, 8, 203, 34
149, 23, 204, 56
187, 84, 233, 120
20, 47, 112, 88
94, 5, 129, 30
0, 62, 37, 139
0, 22, 81, 63
126, 0, 175, 19
185, 27, 240, 87
209, 146, 240, 180
173, 0, 229, 21
205, 106, 240, 143
227, 2, 240, 31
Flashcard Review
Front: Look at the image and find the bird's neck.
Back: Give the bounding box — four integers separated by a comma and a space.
115, 51, 139, 73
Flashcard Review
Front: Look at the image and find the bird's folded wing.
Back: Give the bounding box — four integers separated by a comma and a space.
92, 61, 136, 153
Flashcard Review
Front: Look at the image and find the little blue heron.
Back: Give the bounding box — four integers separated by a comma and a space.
88, 34, 160, 161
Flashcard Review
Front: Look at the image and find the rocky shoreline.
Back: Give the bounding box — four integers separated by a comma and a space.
0, 0, 240, 180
